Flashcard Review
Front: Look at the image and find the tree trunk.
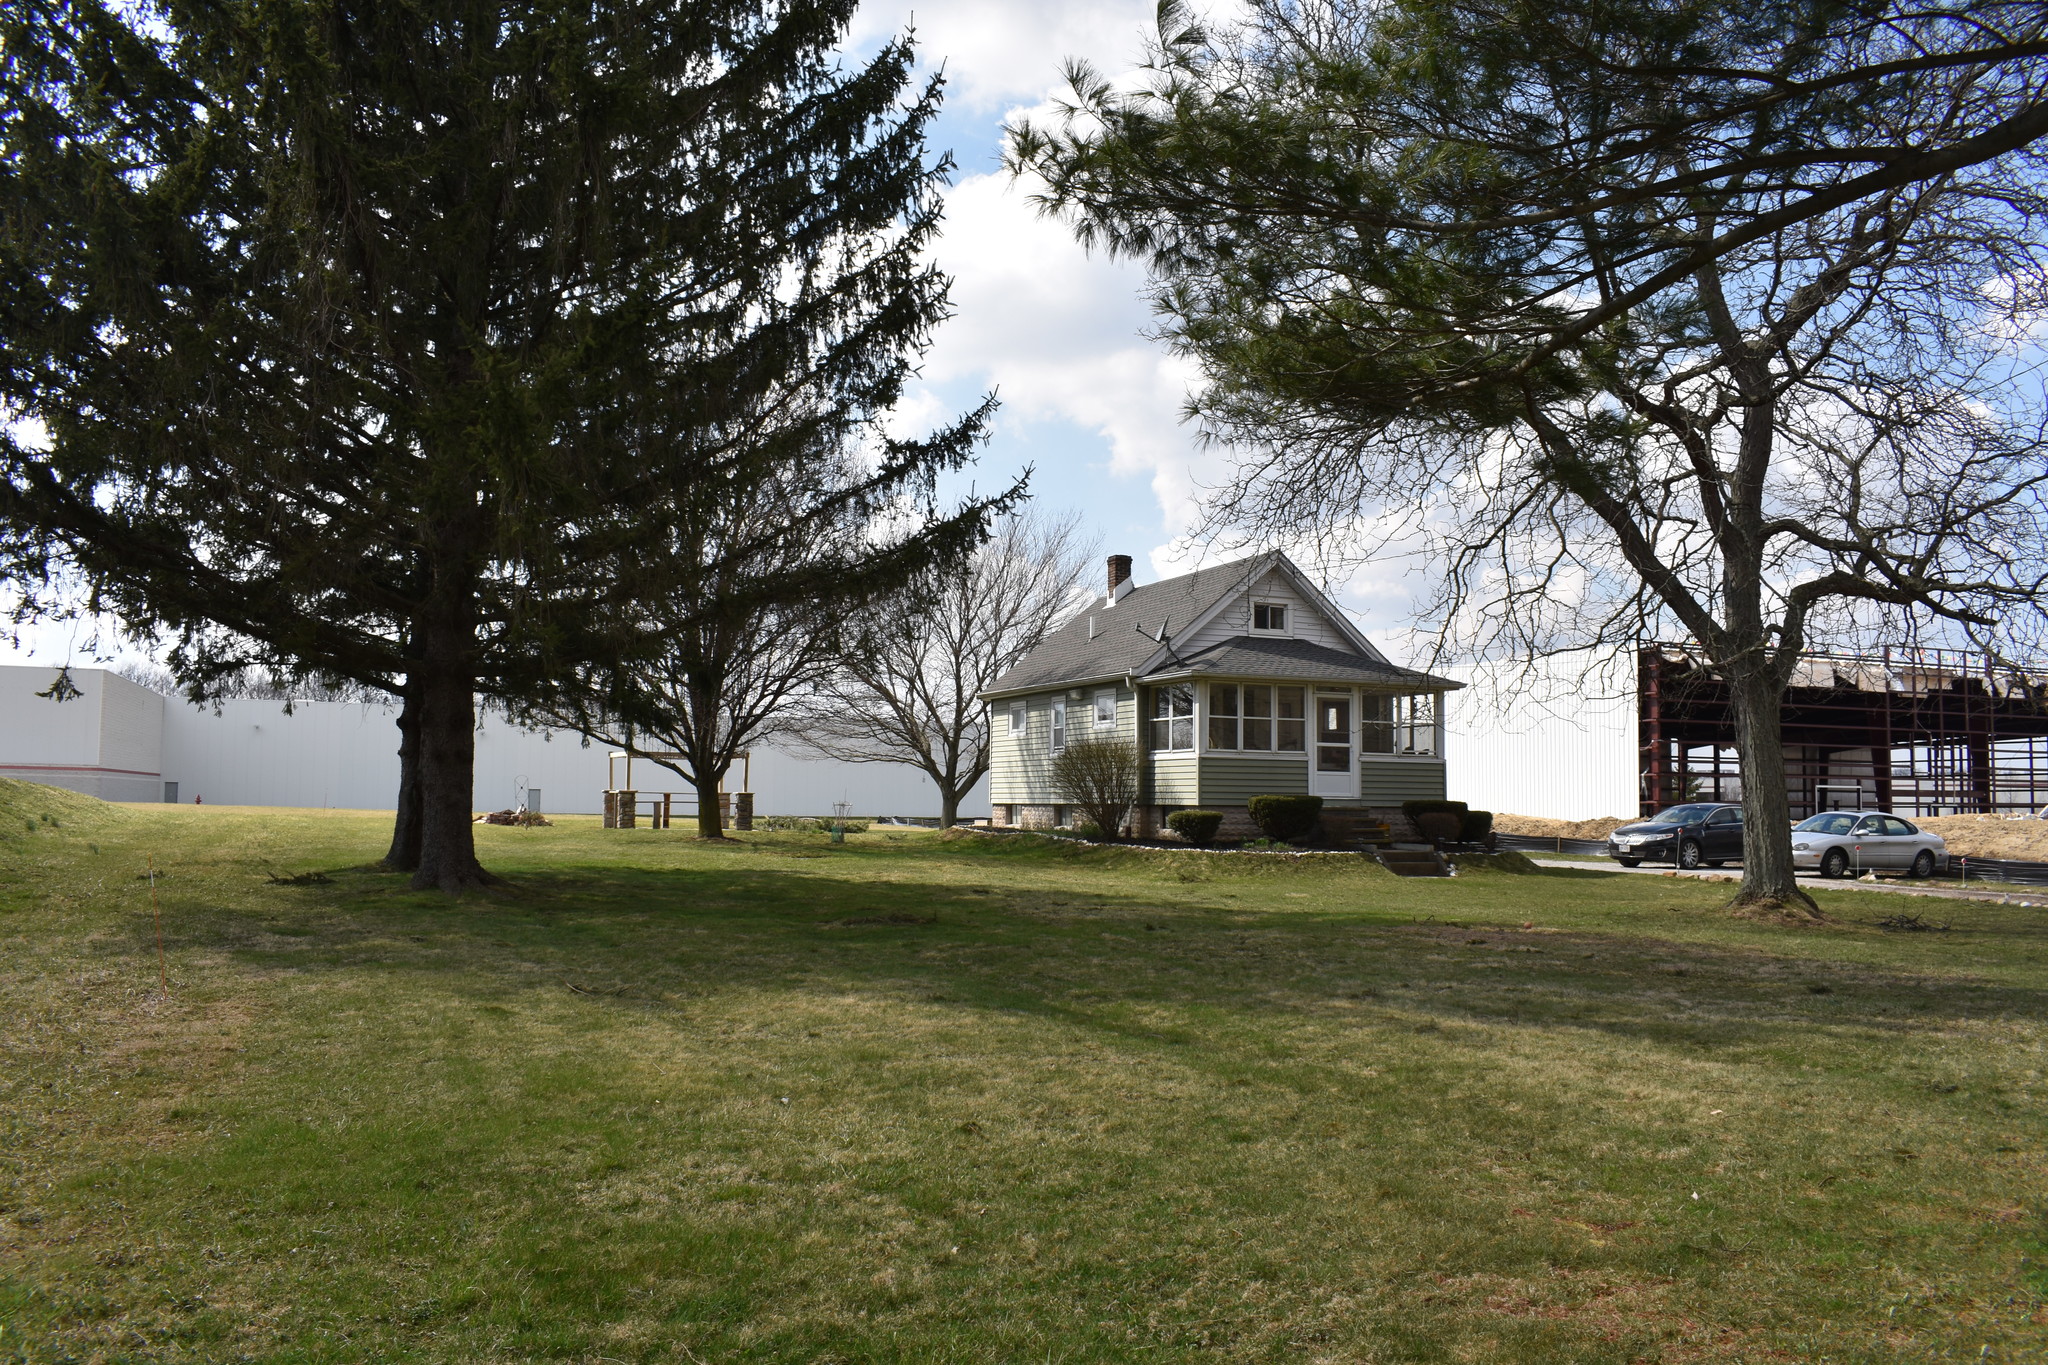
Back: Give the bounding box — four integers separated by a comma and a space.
410, 643, 497, 893
1728, 665, 1820, 916
693, 769, 727, 839
938, 785, 960, 828
384, 682, 423, 871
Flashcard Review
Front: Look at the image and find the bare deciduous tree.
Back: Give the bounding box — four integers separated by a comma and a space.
1050, 735, 1142, 840
793, 511, 1095, 825
547, 459, 920, 840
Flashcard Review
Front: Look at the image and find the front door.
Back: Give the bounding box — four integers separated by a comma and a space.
1312, 694, 1353, 798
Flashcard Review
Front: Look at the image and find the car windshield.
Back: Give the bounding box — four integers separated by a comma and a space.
1795, 813, 1858, 836
1646, 804, 1720, 825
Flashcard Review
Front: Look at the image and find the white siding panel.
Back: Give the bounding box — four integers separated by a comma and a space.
1180, 568, 1350, 652
1442, 652, 1637, 819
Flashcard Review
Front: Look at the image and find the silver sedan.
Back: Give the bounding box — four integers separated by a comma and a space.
1790, 811, 1948, 879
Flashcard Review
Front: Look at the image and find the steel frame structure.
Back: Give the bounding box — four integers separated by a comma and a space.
1637, 644, 2048, 819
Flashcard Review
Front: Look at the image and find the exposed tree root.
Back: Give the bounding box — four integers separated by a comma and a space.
409, 862, 511, 895
1725, 886, 1825, 922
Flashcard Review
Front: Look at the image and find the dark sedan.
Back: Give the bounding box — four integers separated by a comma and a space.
1606, 802, 1745, 869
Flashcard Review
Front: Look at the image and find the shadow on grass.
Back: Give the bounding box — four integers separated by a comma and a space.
166, 834, 2048, 1069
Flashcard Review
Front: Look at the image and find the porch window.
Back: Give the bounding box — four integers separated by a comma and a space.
1276, 686, 1306, 751
1361, 693, 1440, 755
1205, 684, 1305, 752
1208, 684, 1239, 749
1150, 685, 1194, 751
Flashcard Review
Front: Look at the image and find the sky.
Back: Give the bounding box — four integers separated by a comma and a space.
1, 0, 1412, 677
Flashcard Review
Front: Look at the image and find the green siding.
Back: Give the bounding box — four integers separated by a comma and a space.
1196, 756, 1310, 804
1150, 752, 1200, 804
989, 686, 1137, 804
1358, 759, 1446, 804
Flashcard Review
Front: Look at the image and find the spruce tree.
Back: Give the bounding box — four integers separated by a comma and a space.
1, 0, 1000, 890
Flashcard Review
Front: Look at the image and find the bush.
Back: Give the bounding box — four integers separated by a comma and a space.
1400, 799, 1468, 823
1050, 736, 1142, 841
1460, 809, 1494, 842
1247, 794, 1322, 842
1167, 809, 1225, 846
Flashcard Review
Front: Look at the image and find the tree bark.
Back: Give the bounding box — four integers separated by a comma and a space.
410, 627, 497, 893
938, 786, 961, 828
1728, 665, 1821, 916
384, 682, 423, 871
693, 769, 727, 839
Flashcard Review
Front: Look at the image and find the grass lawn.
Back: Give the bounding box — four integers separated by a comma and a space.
2, 780, 2044, 1363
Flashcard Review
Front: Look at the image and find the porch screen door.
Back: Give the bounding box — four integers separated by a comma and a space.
1312, 694, 1353, 797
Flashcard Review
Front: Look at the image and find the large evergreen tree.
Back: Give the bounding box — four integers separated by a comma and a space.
1, 0, 1000, 890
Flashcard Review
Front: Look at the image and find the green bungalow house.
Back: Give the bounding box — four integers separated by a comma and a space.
981, 551, 1463, 837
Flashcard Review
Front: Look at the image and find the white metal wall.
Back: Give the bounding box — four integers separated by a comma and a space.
0, 666, 164, 801
1442, 652, 1638, 819
0, 661, 978, 818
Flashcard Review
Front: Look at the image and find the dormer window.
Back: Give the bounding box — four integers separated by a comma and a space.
1252, 601, 1289, 633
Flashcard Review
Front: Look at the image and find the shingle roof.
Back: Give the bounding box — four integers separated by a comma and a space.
982, 556, 1276, 696
1141, 635, 1461, 690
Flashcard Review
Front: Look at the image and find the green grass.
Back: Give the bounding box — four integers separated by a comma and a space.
2, 778, 2044, 1363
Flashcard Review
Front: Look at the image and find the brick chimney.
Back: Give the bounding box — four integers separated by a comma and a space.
1107, 554, 1133, 603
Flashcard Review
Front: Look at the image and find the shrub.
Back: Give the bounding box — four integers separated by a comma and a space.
1460, 809, 1494, 842
1167, 809, 1225, 846
1050, 737, 1142, 841
1247, 794, 1322, 842
1400, 799, 1468, 823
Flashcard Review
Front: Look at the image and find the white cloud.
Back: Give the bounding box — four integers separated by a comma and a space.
850, 0, 1163, 113
919, 167, 1225, 550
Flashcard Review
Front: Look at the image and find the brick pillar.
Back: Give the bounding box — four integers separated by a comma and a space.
735, 792, 754, 831
617, 790, 636, 828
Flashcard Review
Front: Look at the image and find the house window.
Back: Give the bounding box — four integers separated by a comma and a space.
1362, 693, 1440, 755
1050, 700, 1067, 753
1208, 684, 1238, 749
1093, 689, 1117, 729
1007, 700, 1026, 736
1149, 685, 1194, 751
1205, 684, 1305, 752
1252, 602, 1288, 633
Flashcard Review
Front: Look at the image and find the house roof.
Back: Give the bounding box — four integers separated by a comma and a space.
981, 551, 1455, 698
1140, 635, 1462, 690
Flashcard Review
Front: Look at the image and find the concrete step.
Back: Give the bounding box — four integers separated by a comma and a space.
1375, 849, 1450, 877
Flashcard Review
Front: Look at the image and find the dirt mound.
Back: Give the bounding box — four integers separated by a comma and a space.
1494, 813, 1630, 841
1914, 815, 2048, 861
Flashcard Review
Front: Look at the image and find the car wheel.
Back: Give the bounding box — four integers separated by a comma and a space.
1615, 857, 1641, 868
1820, 847, 1849, 879
1677, 840, 1703, 870
1911, 850, 1936, 879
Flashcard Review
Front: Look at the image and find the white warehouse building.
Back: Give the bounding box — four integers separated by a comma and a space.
0, 665, 988, 818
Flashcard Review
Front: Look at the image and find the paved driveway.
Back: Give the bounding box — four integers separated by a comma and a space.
1528, 857, 2043, 907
